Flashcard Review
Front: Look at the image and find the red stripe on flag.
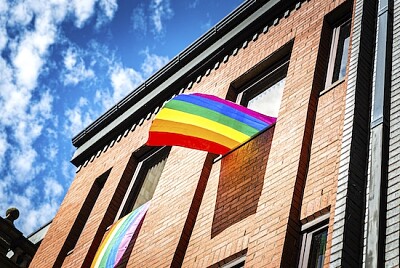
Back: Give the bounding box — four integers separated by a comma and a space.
147, 131, 231, 155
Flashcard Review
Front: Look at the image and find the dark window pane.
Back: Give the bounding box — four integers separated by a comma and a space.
332, 21, 350, 83
307, 228, 328, 268
230, 261, 245, 268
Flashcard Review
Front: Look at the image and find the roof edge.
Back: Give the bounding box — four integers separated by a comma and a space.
71, 0, 294, 166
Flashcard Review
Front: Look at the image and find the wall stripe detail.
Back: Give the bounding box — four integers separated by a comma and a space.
147, 93, 276, 154
91, 202, 149, 268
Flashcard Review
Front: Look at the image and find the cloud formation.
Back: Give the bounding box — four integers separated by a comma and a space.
1, 0, 171, 236
0, 0, 117, 235
140, 47, 169, 77
130, 0, 174, 38
63, 47, 95, 86
64, 97, 97, 137
150, 0, 174, 34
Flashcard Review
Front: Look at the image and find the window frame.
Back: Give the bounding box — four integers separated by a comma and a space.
324, 18, 351, 89
237, 57, 289, 114
115, 146, 170, 220
219, 255, 246, 268
298, 214, 330, 268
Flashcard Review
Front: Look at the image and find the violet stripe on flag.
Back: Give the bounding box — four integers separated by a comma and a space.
91, 202, 149, 268
193, 93, 277, 125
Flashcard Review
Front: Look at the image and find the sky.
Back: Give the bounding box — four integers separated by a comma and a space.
0, 0, 244, 235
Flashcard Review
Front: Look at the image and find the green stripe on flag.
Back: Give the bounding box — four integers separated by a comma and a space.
165, 100, 259, 137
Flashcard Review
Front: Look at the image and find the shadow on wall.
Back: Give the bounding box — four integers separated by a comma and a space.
211, 126, 275, 238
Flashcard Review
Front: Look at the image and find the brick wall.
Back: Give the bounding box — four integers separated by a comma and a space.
30, 0, 352, 267
212, 127, 275, 237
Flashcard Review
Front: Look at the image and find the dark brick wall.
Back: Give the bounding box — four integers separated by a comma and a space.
330, 0, 377, 267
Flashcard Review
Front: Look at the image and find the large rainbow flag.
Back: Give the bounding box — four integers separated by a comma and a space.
147, 93, 276, 154
91, 202, 149, 268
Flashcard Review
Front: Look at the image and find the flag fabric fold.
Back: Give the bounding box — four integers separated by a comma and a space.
147, 93, 276, 154
91, 202, 150, 268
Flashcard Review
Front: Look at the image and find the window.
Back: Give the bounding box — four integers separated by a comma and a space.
117, 147, 170, 219
238, 58, 288, 117
220, 256, 246, 268
298, 215, 329, 268
212, 254, 246, 268
325, 19, 351, 88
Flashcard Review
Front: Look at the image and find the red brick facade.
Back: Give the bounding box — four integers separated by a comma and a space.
31, 0, 354, 267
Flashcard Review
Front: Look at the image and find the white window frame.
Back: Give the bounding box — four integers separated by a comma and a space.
237, 59, 289, 111
298, 214, 330, 268
325, 18, 351, 89
220, 255, 246, 268
115, 146, 169, 220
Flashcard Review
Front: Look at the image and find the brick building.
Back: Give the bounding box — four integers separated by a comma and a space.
30, 0, 399, 267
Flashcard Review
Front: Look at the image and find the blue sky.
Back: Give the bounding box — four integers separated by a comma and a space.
0, 0, 244, 235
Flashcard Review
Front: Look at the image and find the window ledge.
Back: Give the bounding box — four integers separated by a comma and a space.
320, 78, 345, 96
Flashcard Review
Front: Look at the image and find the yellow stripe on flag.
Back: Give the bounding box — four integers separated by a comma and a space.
155, 108, 250, 143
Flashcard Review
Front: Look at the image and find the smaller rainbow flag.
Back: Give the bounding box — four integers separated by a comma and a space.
91, 202, 149, 268
147, 93, 276, 154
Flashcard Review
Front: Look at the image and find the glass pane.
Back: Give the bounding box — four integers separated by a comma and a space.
246, 78, 285, 117
131, 150, 168, 211
307, 228, 328, 268
332, 21, 350, 83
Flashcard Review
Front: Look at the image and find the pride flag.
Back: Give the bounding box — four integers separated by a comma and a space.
147, 93, 276, 154
91, 202, 149, 268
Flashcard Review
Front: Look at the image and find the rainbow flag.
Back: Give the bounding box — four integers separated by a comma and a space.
147, 93, 276, 154
91, 202, 149, 268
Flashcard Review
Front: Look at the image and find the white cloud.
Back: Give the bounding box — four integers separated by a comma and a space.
63, 48, 95, 85
94, 49, 168, 111
13, 44, 43, 90
72, 0, 96, 28
99, 0, 118, 19
44, 178, 64, 199
10, 147, 38, 183
22, 202, 59, 235
110, 64, 144, 102
64, 49, 78, 70
97, 0, 118, 27
30, 90, 53, 119
64, 97, 96, 136
25, 185, 39, 198
150, 0, 174, 34
140, 48, 169, 77
9, 2, 33, 26
0, 2, 7, 51
130, 0, 173, 38
131, 5, 147, 34
44, 143, 59, 160
0, 0, 119, 236
95, 63, 145, 110
0, 131, 9, 168
62, 160, 76, 181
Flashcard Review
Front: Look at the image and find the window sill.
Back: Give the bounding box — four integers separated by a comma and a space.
320, 78, 345, 96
